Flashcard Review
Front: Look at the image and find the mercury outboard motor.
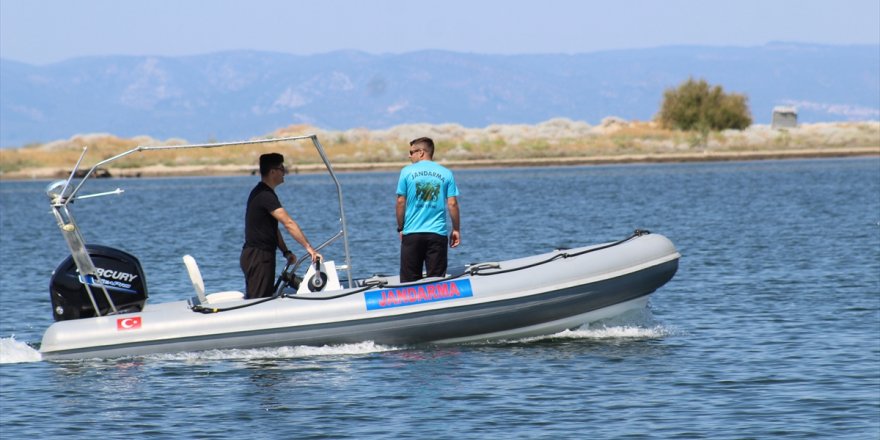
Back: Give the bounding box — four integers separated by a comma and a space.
49, 244, 148, 321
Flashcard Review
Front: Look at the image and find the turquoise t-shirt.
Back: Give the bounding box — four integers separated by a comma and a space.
397, 161, 460, 235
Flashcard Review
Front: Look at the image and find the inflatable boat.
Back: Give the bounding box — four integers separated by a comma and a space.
40, 135, 680, 360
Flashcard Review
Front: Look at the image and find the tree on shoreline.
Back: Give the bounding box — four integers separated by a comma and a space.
657, 78, 752, 131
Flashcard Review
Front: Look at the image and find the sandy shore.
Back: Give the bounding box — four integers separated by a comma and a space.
2, 146, 877, 180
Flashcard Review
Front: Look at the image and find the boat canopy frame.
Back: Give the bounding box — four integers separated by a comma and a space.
47, 135, 354, 317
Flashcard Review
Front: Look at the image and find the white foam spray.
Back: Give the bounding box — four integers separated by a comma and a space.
147, 340, 399, 362
0, 337, 43, 364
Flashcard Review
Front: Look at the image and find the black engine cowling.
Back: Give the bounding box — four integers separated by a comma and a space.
50, 245, 148, 321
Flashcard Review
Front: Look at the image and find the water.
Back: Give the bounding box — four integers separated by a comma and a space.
1, 158, 878, 439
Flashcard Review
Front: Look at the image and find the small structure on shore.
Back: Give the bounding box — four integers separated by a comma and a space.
772, 106, 798, 129
66, 168, 112, 178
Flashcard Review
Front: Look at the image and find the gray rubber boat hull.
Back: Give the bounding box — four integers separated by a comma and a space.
40, 233, 679, 360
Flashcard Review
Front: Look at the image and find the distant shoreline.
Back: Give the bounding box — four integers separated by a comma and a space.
3, 146, 877, 181
3, 120, 878, 180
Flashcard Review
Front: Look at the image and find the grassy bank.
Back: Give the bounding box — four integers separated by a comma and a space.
1, 119, 878, 179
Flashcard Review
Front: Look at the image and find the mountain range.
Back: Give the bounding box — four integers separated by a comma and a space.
1, 43, 878, 148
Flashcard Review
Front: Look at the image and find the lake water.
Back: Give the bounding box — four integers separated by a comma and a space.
1, 157, 878, 439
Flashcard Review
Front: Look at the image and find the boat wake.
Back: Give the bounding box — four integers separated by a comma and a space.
533, 324, 672, 341
0, 337, 42, 364
0, 311, 674, 364
0, 337, 400, 364
146, 341, 400, 362
501, 307, 676, 344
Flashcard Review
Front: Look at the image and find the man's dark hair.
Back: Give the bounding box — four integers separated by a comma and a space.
409, 137, 435, 157
259, 153, 284, 176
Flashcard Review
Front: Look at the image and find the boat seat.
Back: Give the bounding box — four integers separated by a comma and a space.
183, 255, 245, 304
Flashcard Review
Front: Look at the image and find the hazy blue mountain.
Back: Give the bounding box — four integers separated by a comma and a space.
1, 43, 877, 147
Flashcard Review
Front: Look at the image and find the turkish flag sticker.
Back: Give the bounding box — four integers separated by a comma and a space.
117, 317, 142, 330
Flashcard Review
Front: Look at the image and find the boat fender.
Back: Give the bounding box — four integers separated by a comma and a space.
307, 259, 329, 292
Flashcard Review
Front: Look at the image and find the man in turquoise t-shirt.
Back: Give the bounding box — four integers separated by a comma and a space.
396, 137, 461, 282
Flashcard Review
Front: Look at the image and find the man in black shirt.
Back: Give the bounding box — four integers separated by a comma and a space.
241, 153, 320, 298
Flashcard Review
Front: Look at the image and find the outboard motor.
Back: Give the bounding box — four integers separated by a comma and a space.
49, 244, 148, 321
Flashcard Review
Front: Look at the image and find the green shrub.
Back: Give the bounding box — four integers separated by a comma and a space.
657, 78, 752, 131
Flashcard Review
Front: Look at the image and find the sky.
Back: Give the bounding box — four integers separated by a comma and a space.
1, 0, 878, 65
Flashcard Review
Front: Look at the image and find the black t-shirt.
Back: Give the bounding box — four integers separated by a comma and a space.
243, 182, 282, 252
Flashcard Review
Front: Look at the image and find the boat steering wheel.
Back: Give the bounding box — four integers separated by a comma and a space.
273, 261, 302, 296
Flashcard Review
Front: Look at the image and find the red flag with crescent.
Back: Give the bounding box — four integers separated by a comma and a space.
116, 317, 142, 330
